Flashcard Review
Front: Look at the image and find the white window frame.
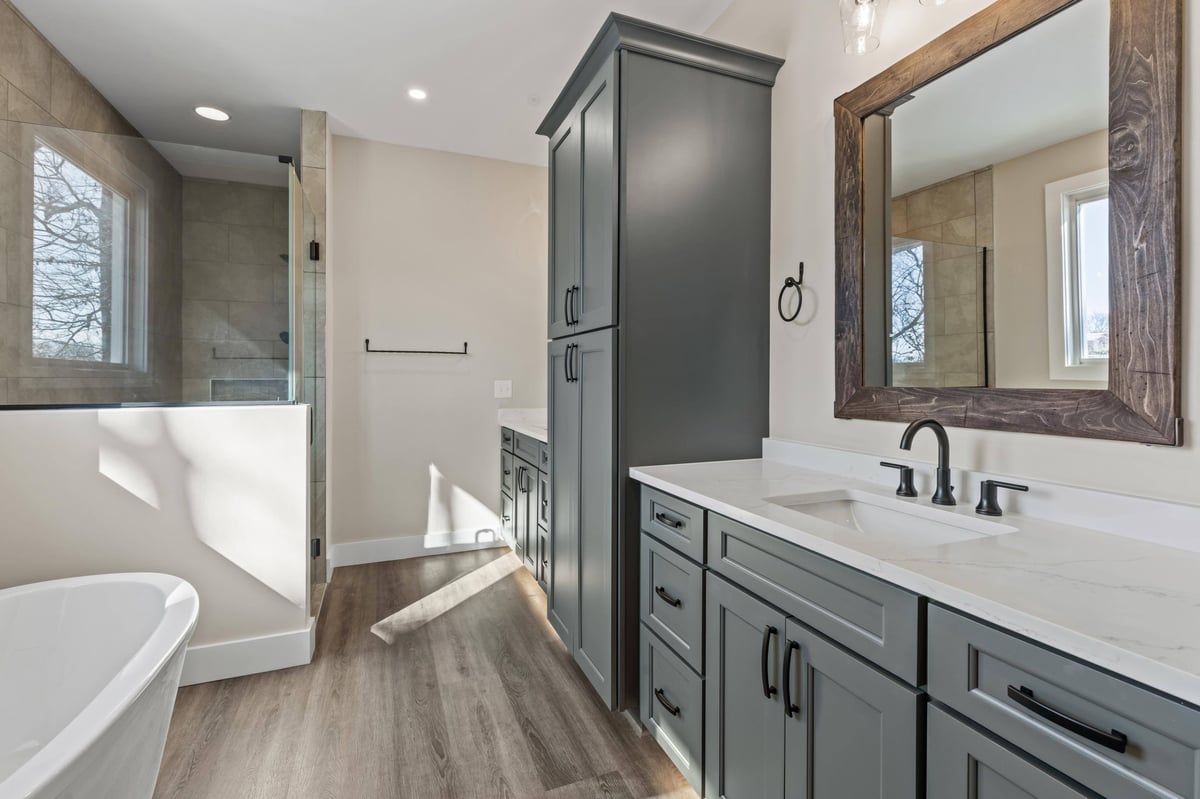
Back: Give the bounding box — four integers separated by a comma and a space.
25, 127, 149, 374
1044, 168, 1108, 383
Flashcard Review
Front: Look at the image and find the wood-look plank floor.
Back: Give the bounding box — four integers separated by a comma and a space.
155, 549, 696, 799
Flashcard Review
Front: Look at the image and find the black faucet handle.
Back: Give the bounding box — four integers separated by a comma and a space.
975, 479, 1029, 517
880, 462, 918, 498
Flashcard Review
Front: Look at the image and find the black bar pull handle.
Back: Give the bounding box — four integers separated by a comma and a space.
564, 288, 573, 326
654, 512, 683, 530
782, 640, 800, 717
1007, 685, 1128, 753
761, 625, 778, 698
654, 688, 681, 717
572, 284, 581, 325
654, 586, 682, 608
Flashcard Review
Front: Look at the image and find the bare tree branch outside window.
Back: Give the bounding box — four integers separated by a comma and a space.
31, 142, 129, 363
890, 242, 926, 364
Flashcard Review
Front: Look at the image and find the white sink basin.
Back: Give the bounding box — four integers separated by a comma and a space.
767, 489, 1016, 547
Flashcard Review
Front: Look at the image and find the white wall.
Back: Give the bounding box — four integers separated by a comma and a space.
707, 0, 1198, 504
0, 405, 311, 648
328, 136, 547, 549
992, 129, 1107, 389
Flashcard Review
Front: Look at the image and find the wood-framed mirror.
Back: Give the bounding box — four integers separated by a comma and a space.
834, 0, 1183, 446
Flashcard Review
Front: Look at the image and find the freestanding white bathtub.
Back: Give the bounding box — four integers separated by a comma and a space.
0, 573, 199, 799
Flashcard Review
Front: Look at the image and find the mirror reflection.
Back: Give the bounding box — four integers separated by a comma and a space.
867, 0, 1110, 389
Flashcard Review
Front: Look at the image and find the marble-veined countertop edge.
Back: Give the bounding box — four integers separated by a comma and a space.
631, 458, 1200, 710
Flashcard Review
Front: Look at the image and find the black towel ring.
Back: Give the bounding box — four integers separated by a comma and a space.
778, 262, 804, 322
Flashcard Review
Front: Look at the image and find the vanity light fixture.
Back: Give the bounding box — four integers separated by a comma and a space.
407, 88, 428, 101
840, 0, 888, 55
194, 106, 230, 122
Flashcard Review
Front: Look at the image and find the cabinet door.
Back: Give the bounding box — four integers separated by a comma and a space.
575, 54, 617, 334
783, 620, 921, 799
501, 492, 514, 547
573, 327, 617, 706
518, 464, 536, 571
928, 705, 1096, 799
705, 573, 787, 799
548, 116, 580, 340
547, 339, 579, 649
513, 463, 528, 560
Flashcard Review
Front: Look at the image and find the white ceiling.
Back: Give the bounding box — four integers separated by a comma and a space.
891, 0, 1108, 195
14, 0, 734, 168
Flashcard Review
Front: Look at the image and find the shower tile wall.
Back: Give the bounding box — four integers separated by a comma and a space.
0, 0, 182, 405
180, 179, 290, 401
891, 167, 993, 388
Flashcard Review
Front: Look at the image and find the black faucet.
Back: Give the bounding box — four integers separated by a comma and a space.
898, 418, 955, 506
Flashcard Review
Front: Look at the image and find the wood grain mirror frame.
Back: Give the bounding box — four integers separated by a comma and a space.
834, 0, 1184, 446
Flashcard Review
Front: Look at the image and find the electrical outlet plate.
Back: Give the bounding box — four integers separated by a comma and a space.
494, 380, 513, 399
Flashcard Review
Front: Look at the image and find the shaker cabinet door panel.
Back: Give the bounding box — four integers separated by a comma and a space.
548, 119, 580, 340
928, 705, 1098, 799
576, 54, 617, 335
573, 328, 617, 706
705, 573, 787, 799
783, 621, 921, 799
547, 339, 579, 649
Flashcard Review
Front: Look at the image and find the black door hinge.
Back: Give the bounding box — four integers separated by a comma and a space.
311, 538, 321, 559
309, 240, 320, 261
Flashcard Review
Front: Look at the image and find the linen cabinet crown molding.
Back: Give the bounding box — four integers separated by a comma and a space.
536, 13, 785, 138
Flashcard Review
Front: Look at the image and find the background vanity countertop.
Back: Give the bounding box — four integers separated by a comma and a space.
498, 408, 547, 444
631, 458, 1200, 708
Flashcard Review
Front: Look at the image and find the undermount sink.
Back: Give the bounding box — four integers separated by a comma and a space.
767, 489, 1017, 547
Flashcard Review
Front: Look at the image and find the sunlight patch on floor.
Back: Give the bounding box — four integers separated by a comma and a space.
370, 551, 523, 643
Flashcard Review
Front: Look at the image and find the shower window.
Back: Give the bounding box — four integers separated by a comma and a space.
31, 137, 146, 368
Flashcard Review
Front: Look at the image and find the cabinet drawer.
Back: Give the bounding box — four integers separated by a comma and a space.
708, 513, 921, 685
501, 451, 514, 495
641, 625, 703, 794
928, 704, 1096, 799
501, 427, 514, 452
641, 486, 705, 562
640, 534, 704, 673
928, 605, 1200, 799
514, 431, 542, 464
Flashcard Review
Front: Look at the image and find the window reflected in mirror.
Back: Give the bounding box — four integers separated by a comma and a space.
866, 0, 1110, 390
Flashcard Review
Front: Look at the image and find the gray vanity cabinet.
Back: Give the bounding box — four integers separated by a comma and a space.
706, 572, 921, 799
500, 427, 549, 585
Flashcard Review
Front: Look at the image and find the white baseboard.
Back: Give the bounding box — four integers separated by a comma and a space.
330, 529, 505, 569
181, 618, 316, 686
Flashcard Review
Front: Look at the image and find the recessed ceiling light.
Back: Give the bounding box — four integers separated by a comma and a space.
407, 88, 428, 101
194, 106, 230, 122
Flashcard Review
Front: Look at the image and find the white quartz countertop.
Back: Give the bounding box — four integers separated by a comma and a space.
631, 458, 1200, 708
498, 408, 547, 444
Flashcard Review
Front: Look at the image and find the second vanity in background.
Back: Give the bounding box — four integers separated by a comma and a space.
499, 412, 549, 589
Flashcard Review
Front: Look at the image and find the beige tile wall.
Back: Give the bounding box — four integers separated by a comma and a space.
179, 178, 290, 401
891, 167, 993, 388
0, 0, 182, 404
